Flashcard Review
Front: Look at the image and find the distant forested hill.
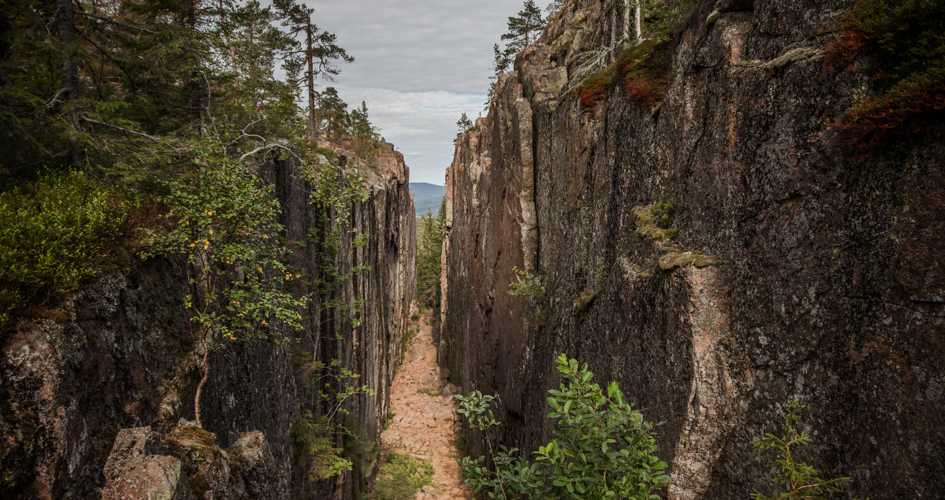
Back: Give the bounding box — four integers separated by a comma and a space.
410, 183, 445, 217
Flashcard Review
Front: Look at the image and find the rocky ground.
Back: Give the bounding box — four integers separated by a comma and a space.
379, 310, 472, 499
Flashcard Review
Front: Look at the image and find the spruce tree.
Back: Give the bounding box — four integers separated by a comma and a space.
485, 43, 515, 109
456, 113, 473, 133
315, 87, 349, 142
501, 0, 544, 53
273, 0, 352, 141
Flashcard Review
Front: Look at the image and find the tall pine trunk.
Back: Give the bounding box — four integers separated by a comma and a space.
56, 0, 77, 101
56, 0, 82, 164
306, 17, 319, 142
220, 0, 240, 87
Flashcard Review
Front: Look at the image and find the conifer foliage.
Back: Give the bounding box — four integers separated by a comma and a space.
0, 0, 367, 188
415, 200, 446, 309
0, 0, 385, 446
502, 0, 545, 53
485, 0, 546, 108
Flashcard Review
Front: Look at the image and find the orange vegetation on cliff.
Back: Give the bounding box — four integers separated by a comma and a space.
824, 0, 945, 148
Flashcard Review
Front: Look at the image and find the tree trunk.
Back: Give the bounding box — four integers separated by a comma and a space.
634, 0, 643, 42
306, 17, 319, 142
194, 336, 211, 428
220, 0, 239, 87
0, 13, 15, 86
623, 0, 631, 42
56, 0, 77, 102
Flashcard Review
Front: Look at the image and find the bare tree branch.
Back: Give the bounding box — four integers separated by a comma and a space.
81, 116, 160, 142
239, 143, 302, 163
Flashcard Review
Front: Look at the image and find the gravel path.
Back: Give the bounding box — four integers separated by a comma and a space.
379, 311, 473, 499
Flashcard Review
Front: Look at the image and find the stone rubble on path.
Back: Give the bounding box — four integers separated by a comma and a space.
380, 311, 472, 499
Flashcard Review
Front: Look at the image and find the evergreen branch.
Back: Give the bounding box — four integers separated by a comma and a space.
77, 31, 138, 95
81, 116, 160, 142
73, 10, 157, 34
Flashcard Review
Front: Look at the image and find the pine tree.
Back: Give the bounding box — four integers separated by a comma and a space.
350, 100, 380, 156
273, 0, 352, 141
456, 113, 473, 133
485, 43, 515, 109
315, 87, 349, 142
501, 0, 544, 53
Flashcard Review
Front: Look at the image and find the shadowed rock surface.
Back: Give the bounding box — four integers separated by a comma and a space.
439, 1, 945, 498
0, 143, 416, 500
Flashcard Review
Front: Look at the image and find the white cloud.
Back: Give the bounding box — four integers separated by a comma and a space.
332, 85, 486, 184
299, 0, 535, 184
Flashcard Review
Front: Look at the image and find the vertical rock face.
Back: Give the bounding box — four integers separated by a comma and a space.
440, 1, 945, 498
0, 144, 416, 500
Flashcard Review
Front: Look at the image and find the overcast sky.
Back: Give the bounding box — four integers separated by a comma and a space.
304, 0, 524, 185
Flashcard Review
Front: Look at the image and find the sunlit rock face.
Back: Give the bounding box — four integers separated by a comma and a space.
439, 1, 945, 498
0, 145, 416, 500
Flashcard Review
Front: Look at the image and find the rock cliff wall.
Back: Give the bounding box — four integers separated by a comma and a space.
439, 1, 944, 498
0, 144, 416, 499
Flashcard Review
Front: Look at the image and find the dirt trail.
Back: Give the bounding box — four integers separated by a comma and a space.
379, 310, 472, 499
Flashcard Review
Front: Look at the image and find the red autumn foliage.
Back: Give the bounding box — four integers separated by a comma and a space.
579, 80, 608, 109
822, 18, 869, 72
823, 2, 945, 150
830, 84, 945, 148
624, 76, 664, 107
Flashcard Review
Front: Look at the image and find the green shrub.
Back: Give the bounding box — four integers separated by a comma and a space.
342, 419, 380, 471
456, 354, 669, 499
0, 171, 139, 328
507, 266, 544, 298
374, 452, 433, 500
752, 401, 865, 500
293, 411, 351, 482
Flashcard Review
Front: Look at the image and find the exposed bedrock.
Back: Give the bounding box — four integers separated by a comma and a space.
439, 1, 945, 498
0, 144, 416, 500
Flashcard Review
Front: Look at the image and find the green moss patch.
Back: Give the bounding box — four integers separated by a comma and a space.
633, 202, 678, 244
374, 452, 433, 500
167, 425, 222, 462
658, 252, 720, 271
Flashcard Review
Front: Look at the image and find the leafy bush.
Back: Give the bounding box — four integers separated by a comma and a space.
507, 266, 544, 298
752, 401, 864, 500
293, 411, 351, 481
0, 171, 139, 328
374, 452, 433, 500
825, 0, 945, 148
141, 135, 307, 426
456, 354, 669, 499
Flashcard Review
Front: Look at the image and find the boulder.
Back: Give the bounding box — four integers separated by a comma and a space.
101, 427, 195, 500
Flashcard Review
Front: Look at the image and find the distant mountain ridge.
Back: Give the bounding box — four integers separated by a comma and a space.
410, 182, 445, 217
410, 182, 445, 200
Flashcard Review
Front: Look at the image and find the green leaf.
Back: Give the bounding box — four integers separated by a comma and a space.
606, 382, 619, 399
